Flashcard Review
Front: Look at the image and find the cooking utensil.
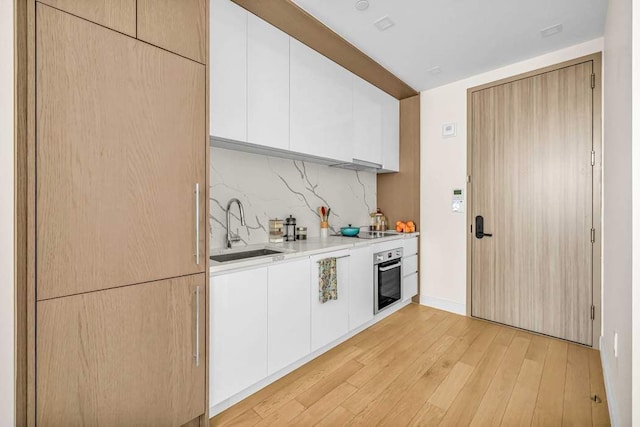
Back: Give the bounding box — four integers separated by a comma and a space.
340, 224, 360, 237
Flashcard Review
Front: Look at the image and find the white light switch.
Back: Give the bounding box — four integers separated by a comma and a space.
442, 122, 456, 138
452, 188, 464, 213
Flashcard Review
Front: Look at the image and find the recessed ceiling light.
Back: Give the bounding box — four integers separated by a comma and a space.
426, 66, 442, 75
374, 16, 395, 32
355, 0, 369, 11
540, 23, 563, 38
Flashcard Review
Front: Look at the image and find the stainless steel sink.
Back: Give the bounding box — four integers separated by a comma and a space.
210, 249, 284, 263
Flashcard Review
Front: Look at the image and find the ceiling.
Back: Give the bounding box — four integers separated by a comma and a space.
292, 0, 607, 91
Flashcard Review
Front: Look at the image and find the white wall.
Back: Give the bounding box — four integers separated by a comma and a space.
601, 0, 633, 425
419, 38, 604, 316
0, 0, 15, 425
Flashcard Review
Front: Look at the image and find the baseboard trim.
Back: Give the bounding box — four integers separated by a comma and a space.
419, 295, 466, 315
209, 299, 412, 417
599, 335, 619, 427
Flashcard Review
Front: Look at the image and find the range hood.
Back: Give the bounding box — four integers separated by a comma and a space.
329, 158, 382, 173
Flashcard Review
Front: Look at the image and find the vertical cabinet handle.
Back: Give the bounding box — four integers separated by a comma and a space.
195, 286, 200, 367
195, 183, 200, 265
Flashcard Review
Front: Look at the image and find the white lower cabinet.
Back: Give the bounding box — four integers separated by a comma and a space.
310, 250, 350, 351
210, 267, 268, 406
404, 272, 418, 302
267, 259, 311, 375
348, 246, 374, 330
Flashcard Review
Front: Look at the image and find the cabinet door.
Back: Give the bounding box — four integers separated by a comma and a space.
211, 268, 268, 405
404, 272, 418, 301
381, 93, 400, 172
211, 0, 247, 141
248, 14, 290, 151
37, 274, 206, 426
290, 38, 353, 163
137, 0, 207, 63
353, 77, 383, 167
404, 237, 418, 256
36, 6, 207, 300
310, 250, 350, 351
348, 246, 374, 331
267, 259, 311, 375
39, 0, 136, 36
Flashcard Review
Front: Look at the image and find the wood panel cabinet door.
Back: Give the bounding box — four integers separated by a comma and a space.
267, 259, 311, 375
37, 274, 206, 426
36, 5, 207, 300
137, 0, 207, 63
39, 0, 136, 36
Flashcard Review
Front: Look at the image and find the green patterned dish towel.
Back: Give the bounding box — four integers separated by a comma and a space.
319, 257, 338, 303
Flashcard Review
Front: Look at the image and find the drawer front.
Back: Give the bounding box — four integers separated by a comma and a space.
404, 254, 418, 277
403, 272, 418, 301
404, 237, 418, 256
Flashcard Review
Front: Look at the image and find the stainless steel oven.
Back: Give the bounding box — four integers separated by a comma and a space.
374, 247, 403, 314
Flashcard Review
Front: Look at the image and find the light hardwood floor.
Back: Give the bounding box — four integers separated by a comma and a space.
210, 304, 610, 426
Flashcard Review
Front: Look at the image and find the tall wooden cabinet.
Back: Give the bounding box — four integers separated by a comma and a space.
32, 2, 209, 425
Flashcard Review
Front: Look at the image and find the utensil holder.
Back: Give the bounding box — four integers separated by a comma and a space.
320, 221, 329, 239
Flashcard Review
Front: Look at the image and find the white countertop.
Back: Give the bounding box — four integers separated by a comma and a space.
210, 232, 419, 275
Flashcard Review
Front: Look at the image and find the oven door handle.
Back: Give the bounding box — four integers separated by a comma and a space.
378, 262, 401, 272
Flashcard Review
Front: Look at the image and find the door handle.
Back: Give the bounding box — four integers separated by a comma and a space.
195, 183, 200, 265
194, 286, 200, 367
475, 215, 493, 239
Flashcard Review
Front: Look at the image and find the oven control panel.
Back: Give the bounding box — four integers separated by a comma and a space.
374, 248, 403, 264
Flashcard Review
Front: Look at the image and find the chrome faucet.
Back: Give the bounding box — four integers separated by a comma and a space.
226, 198, 246, 249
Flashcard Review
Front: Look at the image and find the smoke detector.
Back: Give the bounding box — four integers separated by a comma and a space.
426, 66, 442, 75
355, 0, 369, 11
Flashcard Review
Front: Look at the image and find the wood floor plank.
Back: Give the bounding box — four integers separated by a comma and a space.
343, 316, 476, 414
500, 358, 545, 426
469, 336, 531, 426
377, 320, 484, 425
562, 345, 592, 426
288, 383, 358, 426
315, 406, 356, 427
295, 359, 364, 408
346, 334, 457, 426
427, 361, 475, 410
210, 305, 609, 427
438, 333, 511, 427
346, 312, 457, 389
587, 349, 611, 426
251, 346, 363, 418
252, 399, 305, 427
407, 403, 446, 427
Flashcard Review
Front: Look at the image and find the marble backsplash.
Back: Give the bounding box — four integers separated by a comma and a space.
210, 147, 376, 249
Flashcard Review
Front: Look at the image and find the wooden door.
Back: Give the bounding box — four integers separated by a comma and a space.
38, 0, 136, 36
37, 274, 206, 426
36, 4, 207, 300
137, 0, 207, 63
470, 61, 595, 345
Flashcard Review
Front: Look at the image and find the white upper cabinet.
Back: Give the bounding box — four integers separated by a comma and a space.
247, 14, 290, 151
211, 0, 247, 142
353, 77, 383, 167
290, 38, 353, 163
267, 259, 311, 375
381, 91, 400, 172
